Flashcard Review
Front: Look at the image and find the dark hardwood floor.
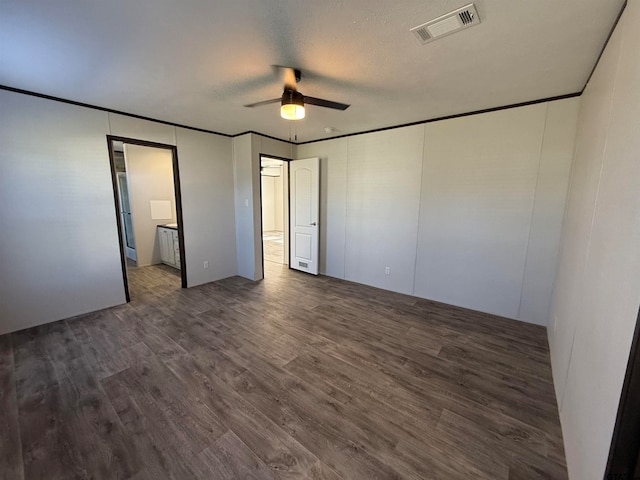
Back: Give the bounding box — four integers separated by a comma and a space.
0, 262, 567, 479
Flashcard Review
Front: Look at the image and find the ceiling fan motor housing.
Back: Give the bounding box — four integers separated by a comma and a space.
282, 88, 304, 107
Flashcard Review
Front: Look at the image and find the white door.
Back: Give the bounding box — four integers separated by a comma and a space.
290, 157, 319, 275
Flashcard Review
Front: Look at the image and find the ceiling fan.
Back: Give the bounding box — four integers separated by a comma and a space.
244, 66, 350, 120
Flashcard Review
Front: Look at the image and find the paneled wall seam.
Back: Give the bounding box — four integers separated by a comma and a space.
547, 105, 584, 358
517, 102, 550, 321
231, 137, 241, 277
342, 138, 350, 279
545, 102, 583, 340
559, 34, 622, 413
411, 125, 429, 296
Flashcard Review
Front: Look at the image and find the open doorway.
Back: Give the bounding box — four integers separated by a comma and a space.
107, 136, 186, 301
606, 308, 640, 477
260, 156, 289, 275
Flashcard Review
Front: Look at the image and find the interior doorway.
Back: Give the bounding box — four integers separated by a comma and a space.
107, 136, 187, 301
260, 156, 289, 274
606, 308, 640, 477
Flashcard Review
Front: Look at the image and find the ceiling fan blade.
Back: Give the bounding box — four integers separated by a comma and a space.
272, 65, 301, 90
282, 69, 297, 90
303, 96, 350, 111
244, 98, 281, 108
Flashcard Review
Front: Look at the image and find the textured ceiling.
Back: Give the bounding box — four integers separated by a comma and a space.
0, 0, 625, 142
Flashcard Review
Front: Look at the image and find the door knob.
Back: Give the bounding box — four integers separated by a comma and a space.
310, 222, 317, 226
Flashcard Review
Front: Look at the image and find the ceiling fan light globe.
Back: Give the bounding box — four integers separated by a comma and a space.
281, 104, 305, 120
281, 88, 305, 120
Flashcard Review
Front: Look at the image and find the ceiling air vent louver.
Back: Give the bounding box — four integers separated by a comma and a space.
459, 9, 474, 25
413, 27, 431, 43
411, 3, 481, 45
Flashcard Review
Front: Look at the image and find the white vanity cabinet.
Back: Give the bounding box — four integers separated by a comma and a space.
158, 226, 180, 269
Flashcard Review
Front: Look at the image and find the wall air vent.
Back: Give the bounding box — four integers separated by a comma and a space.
411, 3, 481, 45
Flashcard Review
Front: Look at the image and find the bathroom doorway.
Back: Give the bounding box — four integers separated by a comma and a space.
107, 136, 186, 301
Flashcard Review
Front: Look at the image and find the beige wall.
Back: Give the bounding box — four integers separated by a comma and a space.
548, 3, 640, 478
0, 91, 124, 335
298, 97, 579, 325
176, 127, 237, 287
417, 101, 579, 321
124, 144, 176, 267
0, 89, 238, 334
233, 133, 292, 280
0, 85, 577, 334
232, 134, 255, 279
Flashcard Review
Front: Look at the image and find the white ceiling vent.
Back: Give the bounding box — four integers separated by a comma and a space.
411, 4, 480, 45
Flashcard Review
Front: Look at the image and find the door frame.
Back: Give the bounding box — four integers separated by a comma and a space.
605, 307, 640, 477
107, 135, 187, 302
258, 153, 291, 279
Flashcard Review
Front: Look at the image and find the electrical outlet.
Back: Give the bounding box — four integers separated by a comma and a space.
244, 199, 249, 207
203, 261, 209, 269
385, 266, 390, 275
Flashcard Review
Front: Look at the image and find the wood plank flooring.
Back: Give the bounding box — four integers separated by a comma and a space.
263, 230, 285, 264
0, 261, 567, 479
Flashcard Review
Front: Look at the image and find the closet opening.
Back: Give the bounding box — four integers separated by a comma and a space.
259, 155, 290, 277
